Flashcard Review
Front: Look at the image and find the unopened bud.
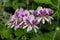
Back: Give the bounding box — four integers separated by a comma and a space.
56, 27, 59, 31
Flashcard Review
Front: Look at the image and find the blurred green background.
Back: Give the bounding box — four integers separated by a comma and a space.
0, 0, 60, 40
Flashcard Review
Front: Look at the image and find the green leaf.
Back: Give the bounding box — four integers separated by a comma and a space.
0, 29, 12, 38
13, 3, 26, 10
54, 31, 60, 40
3, 2, 11, 7
0, 0, 3, 2
30, 31, 54, 40
3, 0, 12, 7
51, 0, 58, 6
14, 29, 24, 37
15, 36, 20, 40
0, 23, 12, 38
0, 23, 6, 31
40, 21, 57, 31
34, 0, 51, 4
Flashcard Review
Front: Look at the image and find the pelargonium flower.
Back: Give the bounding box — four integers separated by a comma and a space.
23, 15, 39, 33
7, 8, 25, 30
7, 14, 23, 30
18, 10, 30, 18
29, 10, 39, 16
36, 7, 53, 24
14, 8, 24, 16
7, 8, 30, 30
15, 8, 30, 19
45, 8, 53, 15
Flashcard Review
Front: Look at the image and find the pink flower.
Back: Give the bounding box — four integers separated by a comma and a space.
7, 14, 23, 30
37, 7, 53, 24
14, 8, 24, 16
37, 6, 53, 15
29, 10, 39, 16
45, 8, 53, 15
18, 10, 30, 18
7, 8, 30, 30
23, 15, 39, 33
7, 8, 24, 30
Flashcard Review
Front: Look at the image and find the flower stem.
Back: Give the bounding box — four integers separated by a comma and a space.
52, 31, 57, 40
52, 0, 60, 40
26, 0, 29, 9
57, 0, 60, 26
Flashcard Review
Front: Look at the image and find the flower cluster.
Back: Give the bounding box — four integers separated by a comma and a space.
7, 6, 53, 33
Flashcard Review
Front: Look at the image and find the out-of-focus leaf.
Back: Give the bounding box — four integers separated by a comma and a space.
19, 3, 26, 7
0, 29, 12, 38
13, 3, 26, 10
0, 23, 6, 31
3, 2, 11, 7
0, 0, 3, 2
30, 31, 54, 40
0, 23, 12, 38
34, 0, 51, 4
3, 0, 11, 7
40, 21, 57, 31
14, 29, 24, 37
0, 11, 10, 23
54, 31, 60, 40
15, 36, 20, 40
51, 0, 58, 6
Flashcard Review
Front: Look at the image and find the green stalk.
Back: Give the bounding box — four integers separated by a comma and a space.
52, 0, 60, 40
